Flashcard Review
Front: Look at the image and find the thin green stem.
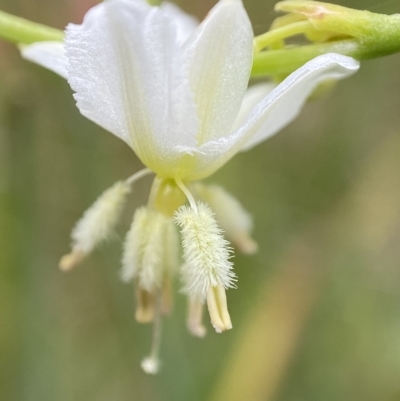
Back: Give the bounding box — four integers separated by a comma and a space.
253, 20, 315, 52
251, 39, 364, 77
0, 10, 63, 44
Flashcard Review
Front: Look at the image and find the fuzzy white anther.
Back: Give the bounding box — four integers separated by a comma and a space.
187, 296, 207, 338
59, 181, 130, 271
207, 285, 232, 333
121, 208, 163, 289
174, 202, 236, 300
122, 208, 175, 292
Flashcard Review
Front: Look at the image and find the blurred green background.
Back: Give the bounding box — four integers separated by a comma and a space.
1, 0, 400, 400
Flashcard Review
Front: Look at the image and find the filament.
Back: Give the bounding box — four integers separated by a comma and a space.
125, 167, 153, 186
175, 178, 198, 212
141, 293, 163, 374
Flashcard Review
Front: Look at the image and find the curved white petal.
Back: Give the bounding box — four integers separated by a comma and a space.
20, 41, 68, 79
231, 83, 276, 132
65, 0, 198, 172
239, 54, 360, 151
184, 0, 253, 145
184, 54, 359, 180
160, 2, 198, 44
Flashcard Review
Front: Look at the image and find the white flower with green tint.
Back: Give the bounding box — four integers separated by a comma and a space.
20, 0, 359, 373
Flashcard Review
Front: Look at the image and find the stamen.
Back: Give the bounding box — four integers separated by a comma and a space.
121, 207, 149, 283
175, 203, 236, 299
175, 178, 198, 212
175, 203, 236, 333
187, 298, 207, 338
125, 168, 153, 186
141, 295, 163, 375
147, 176, 162, 210
121, 207, 166, 290
233, 231, 259, 255
194, 183, 258, 255
207, 285, 232, 333
59, 249, 85, 271
135, 287, 155, 323
160, 274, 173, 316
59, 181, 131, 271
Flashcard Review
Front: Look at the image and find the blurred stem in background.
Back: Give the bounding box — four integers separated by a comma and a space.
208, 132, 400, 401
209, 235, 324, 401
0, 1, 400, 78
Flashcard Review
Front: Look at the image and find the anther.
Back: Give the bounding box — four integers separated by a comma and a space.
187, 298, 207, 338
135, 287, 155, 324
59, 249, 86, 271
207, 285, 232, 333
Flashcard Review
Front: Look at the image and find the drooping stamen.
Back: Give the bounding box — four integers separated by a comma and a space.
175, 201, 236, 333
60, 168, 153, 272
135, 287, 155, 324
194, 183, 258, 255
160, 274, 173, 316
125, 168, 153, 186
187, 297, 207, 338
141, 294, 163, 375
232, 231, 258, 255
175, 178, 198, 212
59, 249, 86, 271
207, 285, 232, 333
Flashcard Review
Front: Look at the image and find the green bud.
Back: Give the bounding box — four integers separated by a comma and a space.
275, 1, 400, 58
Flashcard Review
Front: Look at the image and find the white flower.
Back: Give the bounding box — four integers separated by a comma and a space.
21, 0, 359, 181
19, 0, 360, 372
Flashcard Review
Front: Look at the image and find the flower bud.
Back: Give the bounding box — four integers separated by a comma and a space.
275, 1, 400, 57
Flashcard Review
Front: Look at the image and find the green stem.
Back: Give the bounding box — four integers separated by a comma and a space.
0, 10, 63, 44
251, 39, 365, 77
253, 20, 315, 52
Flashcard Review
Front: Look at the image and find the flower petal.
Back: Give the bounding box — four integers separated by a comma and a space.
186, 54, 359, 180
239, 53, 360, 151
231, 83, 276, 132
20, 41, 68, 79
160, 2, 198, 44
66, 0, 198, 170
184, 0, 253, 145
